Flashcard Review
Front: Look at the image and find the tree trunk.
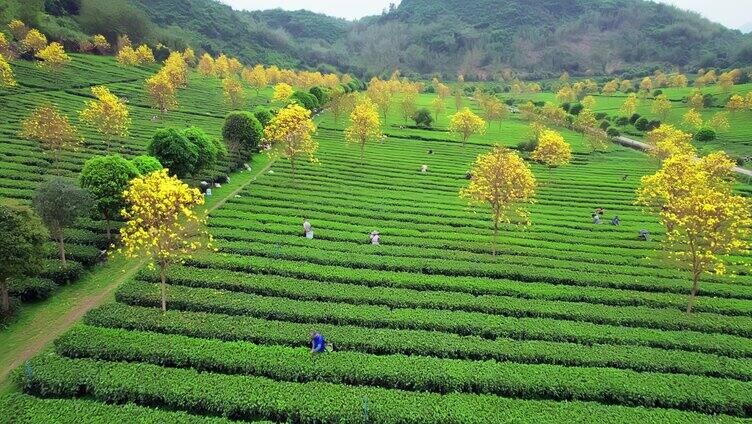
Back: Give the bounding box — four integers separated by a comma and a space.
1, 278, 9, 316
160, 262, 167, 313
290, 158, 296, 186
686, 270, 701, 313
492, 221, 498, 256
57, 228, 67, 267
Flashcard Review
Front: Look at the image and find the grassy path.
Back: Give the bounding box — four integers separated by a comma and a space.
0, 155, 272, 393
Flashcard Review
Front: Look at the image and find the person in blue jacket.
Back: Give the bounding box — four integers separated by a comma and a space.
310, 331, 329, 353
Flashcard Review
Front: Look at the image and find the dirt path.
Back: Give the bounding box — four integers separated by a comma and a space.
615, 135, 752, 178
0, 159, 274, 386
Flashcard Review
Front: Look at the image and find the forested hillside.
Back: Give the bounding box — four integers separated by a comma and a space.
4, 0, 752, 78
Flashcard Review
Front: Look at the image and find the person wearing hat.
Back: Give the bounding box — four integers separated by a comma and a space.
369, 230, 381, 245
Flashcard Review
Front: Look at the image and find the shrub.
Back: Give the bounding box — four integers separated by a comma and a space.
646, 120, 661, 131
222, 112, 263, 153
606, 128, 621, 138
595, 112, 608, 120
253, 109, 273, 128
634, 117, 649, 131
130, 155, 162, 175
629, 113, 641, 124
147, 128, 198, 179
517, 139, 538, 152
290, 91, 319, 111
569, 103, 583, 115
615, 117, 630, 126
182, 127, 219, 177
412, 108, 433, 128
653, 89, 663, 97
309, 86, 329, 105
9, 278, 56, 302
599, 120, 611, 131
39, 259, 83, 285
561, 102, 571, 112
694, 128, 716, 142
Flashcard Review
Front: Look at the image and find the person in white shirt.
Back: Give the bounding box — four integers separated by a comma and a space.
369, 231, 380, 245
303, 219, 313, 239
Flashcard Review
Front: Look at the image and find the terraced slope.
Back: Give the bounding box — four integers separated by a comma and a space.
0, 54, 267, 313
13, 98, 752, 422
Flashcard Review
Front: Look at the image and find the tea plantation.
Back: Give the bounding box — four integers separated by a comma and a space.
3, 49, 752, 422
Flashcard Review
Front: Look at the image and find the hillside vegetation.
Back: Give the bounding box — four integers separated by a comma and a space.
5, 0, 752, 78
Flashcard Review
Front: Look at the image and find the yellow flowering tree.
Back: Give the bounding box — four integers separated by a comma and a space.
584, 127, 610, 153
688, 90, 704, 110
639, 77, 653, 96
329, 89, 355, 124
0, 54, 15, 87
79, 86, 131, 152
35, 42, 70, 70
272, 82, 293, 102
116, 46, 139, 66
636, 152, 751, 313
243, 64, 268, 95
93, 34, 110, 54
573, 108, 597, 139
460, 146, 536, 255
431, 97, 446, 124
223, 77, 245, 109
20, 104, 81, 168
21, 29, 47, 54
726, 94, 746, 114
619, 79, 633, 92
581, 95, 596, 110
263, 103, 318, 182
481, 96, 508, 132
367, 78, 393, 126
146, 71, 178, 114
197, 53, 214, 77
134, 44, 155, 64
120, 169, 210, 312
0, 32, 9, 58
708, 112, 730, 134
182, 47, 196, 67
651, 94, 672, 120
449, 108, 486, 147
682, 109, 703, 131
646, 124, 695, 161
345, 97, 382, 164
162, 52, 188, 88
620, 93, 638, 117
531, 129, 572, 168
435, 82, 451, 100
555, 85, 575, 104
8, 20, 28, 40
214, 54, 231, 79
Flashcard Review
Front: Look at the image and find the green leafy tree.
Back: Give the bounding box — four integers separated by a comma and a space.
147, 128, 198, 179
33, 177, 93, 267
80, 155, 139, 241
182, 126, 224, 177
130, 155, 163, 175
222, 111, 263, 155
0, 203, 48, 316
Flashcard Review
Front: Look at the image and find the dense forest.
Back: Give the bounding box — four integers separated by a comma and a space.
2, 0, 752, 79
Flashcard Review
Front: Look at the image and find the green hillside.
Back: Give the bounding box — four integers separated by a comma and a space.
0, 53, 269, 318
9, 0, 752, 77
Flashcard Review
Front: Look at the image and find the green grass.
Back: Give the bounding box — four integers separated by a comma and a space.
5, 54, 752, 422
